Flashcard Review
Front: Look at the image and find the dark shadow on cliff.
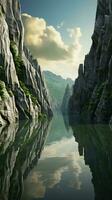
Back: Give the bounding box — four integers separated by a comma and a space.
70, 123, 112, 200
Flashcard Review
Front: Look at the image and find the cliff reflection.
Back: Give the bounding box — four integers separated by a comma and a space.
70, 123, 112, 200
0, 119, 50, 200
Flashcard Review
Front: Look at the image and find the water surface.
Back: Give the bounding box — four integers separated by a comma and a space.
0, 114, 112, 200
22, 114, 94, 200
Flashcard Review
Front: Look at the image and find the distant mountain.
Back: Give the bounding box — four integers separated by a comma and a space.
43, 71, 73, 111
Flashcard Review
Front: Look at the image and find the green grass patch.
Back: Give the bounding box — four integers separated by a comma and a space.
38, 112, 47, 120
10, 41, 38, 106
10, 41, 25, 81
0, 81, 4, 98
0, 81, 8, 100
20, 81, 37, 105
20, 81, 31, 98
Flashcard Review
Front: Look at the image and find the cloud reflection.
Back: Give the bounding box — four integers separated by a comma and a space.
23, 137, 84, 199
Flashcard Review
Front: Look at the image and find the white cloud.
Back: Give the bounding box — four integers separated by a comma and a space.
57, 21, 64, 29
23, 137, 93, 200
22, 13, 84, 79
24, 149, 82, 199
67, 27, 82, 39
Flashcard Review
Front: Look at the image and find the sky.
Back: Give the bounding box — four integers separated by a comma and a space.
20, 0, 97, 80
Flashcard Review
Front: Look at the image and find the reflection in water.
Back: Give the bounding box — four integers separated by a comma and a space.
0, 119, 50, 200
71, 124, 112, 200
0, 114, 112, 200
22, 115, 94, 200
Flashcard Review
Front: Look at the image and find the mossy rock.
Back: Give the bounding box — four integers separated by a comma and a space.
20, 81, 37, 105
10, 41, 18, 57
38, 112, 47, 120
0, 81, 9, 100
20, 81, 31, 98
10, 41, 25, 81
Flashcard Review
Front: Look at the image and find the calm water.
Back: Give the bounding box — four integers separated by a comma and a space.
21, 114, 94, 200
0, 114, 112, 200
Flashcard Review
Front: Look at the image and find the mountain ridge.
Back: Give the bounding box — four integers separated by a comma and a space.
43, 70, 73, 111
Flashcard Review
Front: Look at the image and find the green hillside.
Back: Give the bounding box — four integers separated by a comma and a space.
43, 71, 73, 111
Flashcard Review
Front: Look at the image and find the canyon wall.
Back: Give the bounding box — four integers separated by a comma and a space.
69, 0, 112, 123
0, 0, 52, 126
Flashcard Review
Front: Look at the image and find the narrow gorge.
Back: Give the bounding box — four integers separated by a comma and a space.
1, 1, 112, 200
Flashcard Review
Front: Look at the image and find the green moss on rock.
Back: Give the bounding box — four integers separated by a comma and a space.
0, 81, 9, 100
20, 81, 37, 105
38, 112, 47, 120
10, 41, 39, 107
10, 41, 25, 81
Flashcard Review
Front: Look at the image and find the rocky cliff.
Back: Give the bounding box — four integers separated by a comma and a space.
0, 0, 52, 126
61, 84, 72, 115
69, 0, 112, 123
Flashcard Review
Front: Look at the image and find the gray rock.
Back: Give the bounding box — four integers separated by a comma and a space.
69, 0, 112, 124
0, 0, 52, 125
61, 84, 72, 114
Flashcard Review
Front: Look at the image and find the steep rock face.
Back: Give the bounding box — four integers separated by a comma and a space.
0, 81, 18, 125
61, 84, 72, 114
0, 0, 52, 125
69, 0, 112, 123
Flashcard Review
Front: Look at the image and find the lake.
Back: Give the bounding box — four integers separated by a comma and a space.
0, 114, 112, 200
22, 114, 94, 200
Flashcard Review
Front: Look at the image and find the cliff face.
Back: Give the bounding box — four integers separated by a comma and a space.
0, 0, 52, 126
69, 0, 112, 123
61, 84, 72, 115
